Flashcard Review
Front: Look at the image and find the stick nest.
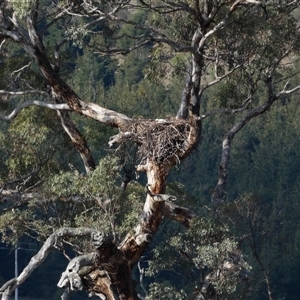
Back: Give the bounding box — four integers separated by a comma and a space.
127, 118, 191, 164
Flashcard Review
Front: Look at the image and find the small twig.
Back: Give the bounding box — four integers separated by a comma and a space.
0, 39, 6, 50
11, 61, 33, 78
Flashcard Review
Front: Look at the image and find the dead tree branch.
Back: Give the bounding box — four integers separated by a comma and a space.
0, 100, 70, 121
0, 227, 98, 300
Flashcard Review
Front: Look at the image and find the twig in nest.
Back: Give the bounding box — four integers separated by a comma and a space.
128, 118, 191, 164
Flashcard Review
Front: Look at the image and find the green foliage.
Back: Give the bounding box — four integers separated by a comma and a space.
145, 215, 250, 298
147, 282, 188, 300
0, 105, 74, 188
116, 10, 150, 49
65, 25, 89, 49
168, 90, 300, 298
8, 0, 36, 18
213, 74, 251, 109
0, 209, 31, 245
100, 73, 179, 119
0, 156, 143, 246
149, 1, 197, 46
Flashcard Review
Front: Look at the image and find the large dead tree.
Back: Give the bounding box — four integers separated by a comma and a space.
1, 0, 300, 299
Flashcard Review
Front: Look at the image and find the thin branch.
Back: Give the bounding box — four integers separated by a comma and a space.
0, 100, 70, 121
277, 83, 300, 96
137, 260, 148, 300
11, 61, 33, 77
200, 96, 253, 119
0, 39, 6, 50
0, 89, 50, 97
95, 39, 151, 56
198, 64, 241, 99
0, 167, 41, 193
0, 189, 93, 213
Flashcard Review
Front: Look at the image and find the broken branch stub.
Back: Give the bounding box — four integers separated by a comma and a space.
57, 252, 99, 291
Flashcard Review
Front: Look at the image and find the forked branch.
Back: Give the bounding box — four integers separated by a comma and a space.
211, 80, 300, 209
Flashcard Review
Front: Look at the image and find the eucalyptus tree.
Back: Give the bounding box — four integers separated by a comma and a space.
1, 0, 300, 299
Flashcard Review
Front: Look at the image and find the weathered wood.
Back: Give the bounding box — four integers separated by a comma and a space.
0, 228, 99, 299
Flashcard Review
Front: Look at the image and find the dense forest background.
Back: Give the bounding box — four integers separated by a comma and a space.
1, 3, 300, 300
